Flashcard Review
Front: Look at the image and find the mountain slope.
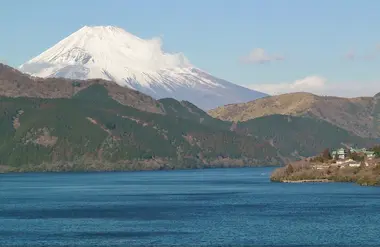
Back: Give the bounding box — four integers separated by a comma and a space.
237, 115, 374, 159
0, 84, 280, 172
0, 64, 376, 172
19, 25, 267, 110
1, 84, 374, 173
209, 92, 380, 138
0, 63, 163, 114
159, 98, 231, 128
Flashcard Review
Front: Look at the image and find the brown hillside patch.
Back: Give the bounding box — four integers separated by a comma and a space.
35, 134, 58, 147
23, 127, 58, 147
209, 92, 377, 137
209, 92, 317, 121
13, 110, 24, 129
121, 115, 150, 127
0, 63, 164, 114
86, 117, 112, 135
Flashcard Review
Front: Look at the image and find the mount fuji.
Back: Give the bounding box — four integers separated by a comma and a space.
20, 26, 267, 109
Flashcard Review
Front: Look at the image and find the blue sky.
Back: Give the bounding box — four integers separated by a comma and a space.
1, 0, 379, 96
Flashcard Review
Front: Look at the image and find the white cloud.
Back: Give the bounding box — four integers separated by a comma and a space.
343, 50, 356, 60
241, 48, 284, 64
249, 76, 380, 97
250, 76, 327, 95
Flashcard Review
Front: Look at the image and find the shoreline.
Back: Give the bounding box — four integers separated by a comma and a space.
282, 179, 331, 183
270, 156, 380, 186
0, 164, 280, 174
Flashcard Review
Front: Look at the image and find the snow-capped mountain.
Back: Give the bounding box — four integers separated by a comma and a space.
20, 26, 267, 109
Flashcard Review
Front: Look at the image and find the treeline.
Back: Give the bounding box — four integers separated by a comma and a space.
0, 84, 281, 171
238, 115, 371, 158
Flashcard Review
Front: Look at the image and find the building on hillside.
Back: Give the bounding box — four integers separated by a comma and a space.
335, 159, 353, 165
349, 146, 375, 159
348, 162, 361, 167
365, 151, 375, 159
350, 147, 366, 153
331, 148, 347, 160
312, 164, 330, 170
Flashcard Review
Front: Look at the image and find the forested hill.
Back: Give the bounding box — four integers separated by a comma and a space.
0, 64, 376, 172
0, 84, 280, 172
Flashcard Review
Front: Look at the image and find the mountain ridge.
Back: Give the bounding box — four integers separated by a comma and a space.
0, 63, 163, 114
209, 92, 380, 138
0, 63, 375, 172
19, 25, 267, 110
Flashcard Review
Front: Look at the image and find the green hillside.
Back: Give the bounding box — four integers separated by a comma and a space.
159, 98, 376, 160
0, 84, 279, 172
238, 115, 374, 159
159, 98, 230, 128
0, 83, 376, 173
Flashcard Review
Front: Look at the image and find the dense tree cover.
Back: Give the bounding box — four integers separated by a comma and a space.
322, 148, 332, 160
370, 145, 380, 157
0, 85, 375, 172
238, 115, 374, 159
158, 98, 230, 128
0, 85, 280, 172
349, 152, 365, 162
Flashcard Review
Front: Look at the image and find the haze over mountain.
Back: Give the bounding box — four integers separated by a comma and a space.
19, 26, 267, 109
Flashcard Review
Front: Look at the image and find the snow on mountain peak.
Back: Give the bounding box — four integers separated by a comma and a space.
20, 25, 267, 109
24, 25, 191, 72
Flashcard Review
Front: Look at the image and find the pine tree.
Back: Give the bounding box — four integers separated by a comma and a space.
322, 148, 332, 160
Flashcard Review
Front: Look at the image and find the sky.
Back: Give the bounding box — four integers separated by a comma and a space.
1, 0, 380, 97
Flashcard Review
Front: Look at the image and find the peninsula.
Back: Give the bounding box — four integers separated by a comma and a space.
271, 147, 380, 186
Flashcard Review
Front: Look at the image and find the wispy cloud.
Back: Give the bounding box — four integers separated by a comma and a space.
344, 44, 380, 61
250, 76, 327, 95
343, 50, 356, 60
241, 48, 284, 64
249, 76, 380, 97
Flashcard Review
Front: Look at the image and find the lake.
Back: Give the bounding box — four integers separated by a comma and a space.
1, 167, 380, 246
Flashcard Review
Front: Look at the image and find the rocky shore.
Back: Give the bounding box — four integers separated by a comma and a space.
271, 156, 380, 186
282, 179, 331, 183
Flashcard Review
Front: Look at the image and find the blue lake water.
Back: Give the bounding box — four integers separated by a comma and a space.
1, 167, 380, 247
